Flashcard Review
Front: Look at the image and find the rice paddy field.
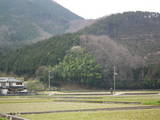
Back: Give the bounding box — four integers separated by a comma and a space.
0, 90, 160, 120
22, 109, 160, 120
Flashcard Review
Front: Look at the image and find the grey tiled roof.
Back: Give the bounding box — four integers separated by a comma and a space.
0, 77, 22, 82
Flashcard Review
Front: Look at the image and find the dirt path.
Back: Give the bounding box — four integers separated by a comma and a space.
47, 92, 159, 96
8, 106, 160, 115
121, 93, 159, 95
53, 93, 111, 96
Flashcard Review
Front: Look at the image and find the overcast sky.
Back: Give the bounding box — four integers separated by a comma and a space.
54, 0, 160, 19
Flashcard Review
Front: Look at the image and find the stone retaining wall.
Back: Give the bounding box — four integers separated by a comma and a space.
0, 113, 28, 120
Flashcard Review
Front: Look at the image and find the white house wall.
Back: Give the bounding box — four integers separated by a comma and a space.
6, 83, 9, 87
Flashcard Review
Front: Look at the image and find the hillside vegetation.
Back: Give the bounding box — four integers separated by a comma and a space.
0, 33, 80, 75
81, 11, 160, 56
0, 0, 83, 47
0, 11, 160, 89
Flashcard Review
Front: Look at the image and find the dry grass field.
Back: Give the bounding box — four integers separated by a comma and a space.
0, 90, 159, 120
21, 109, 160, 120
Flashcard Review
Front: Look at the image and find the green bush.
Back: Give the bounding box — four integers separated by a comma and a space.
0, 118, 8, 120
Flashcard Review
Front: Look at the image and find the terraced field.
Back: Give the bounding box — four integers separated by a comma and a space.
21, 109, 160, 120
0, 91, 159, 120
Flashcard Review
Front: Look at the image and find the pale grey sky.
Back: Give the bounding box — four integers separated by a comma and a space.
54, 0, 160, 19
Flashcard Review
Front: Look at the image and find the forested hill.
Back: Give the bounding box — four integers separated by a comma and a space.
82, 11, 160, 37
0, 11, 160, 89
79, 11, 160, 89
81, 11, 160, 57
0, 33, 80, 75
0, 0, 83, 48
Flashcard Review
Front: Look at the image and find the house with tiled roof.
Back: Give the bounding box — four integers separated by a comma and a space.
0, 77, 27, 95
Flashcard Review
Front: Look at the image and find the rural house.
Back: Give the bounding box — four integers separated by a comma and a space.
0, 77, 27, 95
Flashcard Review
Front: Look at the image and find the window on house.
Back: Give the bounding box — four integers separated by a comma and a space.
9, 82, 13, 86
16, 82, 22, 85
1, 83, 6, 86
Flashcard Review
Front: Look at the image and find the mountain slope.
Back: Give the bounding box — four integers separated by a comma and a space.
0, 33, 80, 75
1, 11, 160, 74
0, 11, 160, 89
79, 11, 160, 88
81, 11, 160, 63
0, 0, 83, 47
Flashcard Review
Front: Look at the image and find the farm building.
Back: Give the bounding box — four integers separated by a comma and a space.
0, 77, 27, 95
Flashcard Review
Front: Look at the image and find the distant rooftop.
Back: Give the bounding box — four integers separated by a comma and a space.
0, 77, 22, 82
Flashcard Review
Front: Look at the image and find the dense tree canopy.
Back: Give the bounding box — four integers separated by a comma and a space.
143, 64, 160, 89
38, 46, 103, 88
0, 33, 80, 75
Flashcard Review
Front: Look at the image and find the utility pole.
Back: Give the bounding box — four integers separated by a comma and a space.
48, 70, 51, 90
113, 66, 116, 94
